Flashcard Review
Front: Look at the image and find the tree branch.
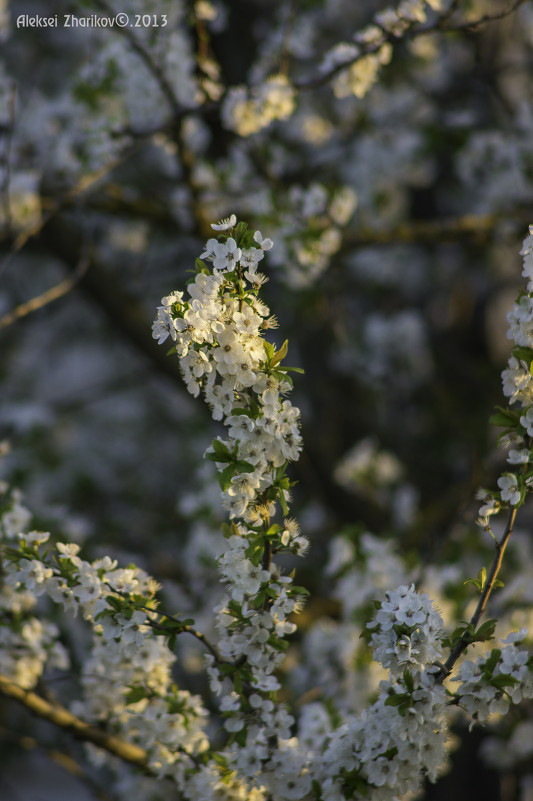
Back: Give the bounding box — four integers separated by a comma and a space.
0, 673, 148, 769
0, 255, 89, 329
295, 0, 529, 91
343, 210, 532, 248
0, 143, 146, 279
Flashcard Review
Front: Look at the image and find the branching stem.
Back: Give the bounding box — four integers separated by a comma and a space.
435, 505, 517, 684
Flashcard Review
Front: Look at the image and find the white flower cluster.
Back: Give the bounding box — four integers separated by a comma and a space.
0, 485, 70, 689
0, 588, 69, 689
211, 558, 300, 697
321, 0, 444, 100
154, 216, 311, 785
3, 534, 210, 779
265, 183, 358, 288
367, 583, 444, 677
222, 75, 296, 137
477, 226, 533, 524
453, 630, 533, 722
153, 216, 302, 522
503, 226, 533, 400
319, 676, 449, 799
326, 44, 393, 100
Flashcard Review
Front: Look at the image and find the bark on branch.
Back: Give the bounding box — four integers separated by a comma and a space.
0, 673, 148, 769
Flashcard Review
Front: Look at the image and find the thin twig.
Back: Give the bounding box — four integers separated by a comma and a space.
0, 145, 141, 280
0, 673, 149, 769
134, 602, 223, 663
295, 0, 528, 91
92, 0, 182, 117
343, 210, 532, 248
0, 255, 89, 329
435, 505, 517, 684
438, 0, 529, 33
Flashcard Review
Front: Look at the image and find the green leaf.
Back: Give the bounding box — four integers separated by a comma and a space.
235, 460, 255, 473
474, 619, 497, 643
384, 693, 408, 707
442, 623, 470, 649
205, 451, 233, 463
271, 369, 293, 387
290, 585, 311, 596
512, 346, 533, 363
234, 727, 247, 748
276, 365, 305, 374
233, 221, 248, 244
213, 439, 231, 456
230, 407, 255, 417
253, 591, 266, 608
278, 488, 289, 516
233, 670, 243, 694
489, 406, 520, 428
105, 594, 124, 611
266, 524, 282, 536
206, 440, 234, 463
403, 669, 415, 694
271, 339, 289, 367
212, 753, 229, 769
2, 546, 23, 561
125, 686, 148, 705
483, 648, 502, 676
263, 341, 275, 363
380, 747, 399, 760
218, 464, 235, 491
465, 567, 487, 592
218, 662, 238, 676
490, 673, 519, 689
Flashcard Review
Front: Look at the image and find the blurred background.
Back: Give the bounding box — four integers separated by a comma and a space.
1, 0, 533, 798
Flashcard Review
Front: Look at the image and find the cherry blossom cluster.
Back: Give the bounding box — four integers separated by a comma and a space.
477, 226, 533, 526
503, 226, 533, 394
453, 630, 533, 722
306, 579, 451, 799
0, 482, 69, 688
318, 676, 449, 799
0, 570, 69, 690
222, 75, 296, 137
366, 583, 444, 678
153, 214, 302, 523
154, 215, 310, 783
320, 0, 445, 100
265, 183, 358, 288
2, 529, 210, 781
